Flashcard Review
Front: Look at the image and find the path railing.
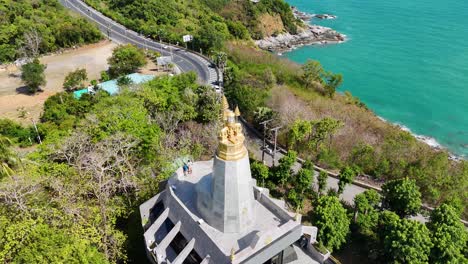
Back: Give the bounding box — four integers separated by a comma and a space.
240, 117, 468, 226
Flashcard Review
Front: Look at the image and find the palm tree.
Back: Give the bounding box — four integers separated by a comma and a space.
0, 136, 16, 177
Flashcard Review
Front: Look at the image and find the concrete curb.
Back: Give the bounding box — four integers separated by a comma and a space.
240, 117, 468, 227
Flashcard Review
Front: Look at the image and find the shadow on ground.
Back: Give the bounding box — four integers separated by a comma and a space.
15, 86, 43, 95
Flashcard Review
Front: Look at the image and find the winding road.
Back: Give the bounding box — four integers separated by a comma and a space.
58, 0, 366, 208
59, 0, 467, 227
59, 0, 220, 86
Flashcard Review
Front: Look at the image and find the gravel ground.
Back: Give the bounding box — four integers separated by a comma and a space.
0, 40, 117, 123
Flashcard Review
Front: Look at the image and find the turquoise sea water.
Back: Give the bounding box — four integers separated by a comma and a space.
285, 0, 468, 158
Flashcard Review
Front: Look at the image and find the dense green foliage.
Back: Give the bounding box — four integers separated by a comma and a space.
346, 193, 467, 263
21, 58, 46, 93
0, 73, 220, 263
271, 150, 297, 188
337, 166, 357, 194
288, 168, 313, 210
40, 92, 105, 132
312, 195, 350, 252
0, 136, 16, 177
0, 119, 36, 147
248, 153, 466, 263
0, 217, 108, 263
295, 168, 313, 195
427, 204, 468, 264
317, 171, 328, 195
0, 0, 101, 62
382, 178, 422, 217
288, 117, 343, 154
301, 59, 342, 97
250, 161, 269, 187
108, 44, 147, 78
353, 190, 380, 233
383, 219, 433, 264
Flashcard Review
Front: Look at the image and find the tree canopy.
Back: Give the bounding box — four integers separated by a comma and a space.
295, 168, 313, 195
0, 217, 108, 264
353, 189, 380, 232
108, 44, 147, 78
63, 69, 88, 92
312, 195, 350, 252
251, 161, 269, 187
383, 219, 433, 264
0, 0, 101, 62
0, 136, 16, 178
272, 150, 297, 188
0, 72, 221, 263
338, 166, 357, 194
427, 204, 468, 264
382, 178, 422, 217
317, 170, 328, 195
21, 58, 47, 93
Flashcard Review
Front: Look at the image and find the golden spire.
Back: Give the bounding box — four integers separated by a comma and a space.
234, 105, 241, 117
219, 95, 228, 121
217, 101, 247, 161
222, 95, 229, 111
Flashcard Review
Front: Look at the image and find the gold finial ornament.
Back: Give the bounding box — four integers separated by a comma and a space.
217, 99, 247, 161
221, 95, 231, 122
222, 95, 229, 111
234, 105, 241, 117
230, 248, 235, 262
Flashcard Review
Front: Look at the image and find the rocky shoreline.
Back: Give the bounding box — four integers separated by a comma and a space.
255, 7, 345, 53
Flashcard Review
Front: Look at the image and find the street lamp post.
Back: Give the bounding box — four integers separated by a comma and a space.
259, 119, 272, 163
270, 126, 282, 166
107, 23, 111, 39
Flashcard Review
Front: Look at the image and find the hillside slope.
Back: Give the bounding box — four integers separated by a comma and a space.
0, 0, 102, 63
83, 0, 300, 50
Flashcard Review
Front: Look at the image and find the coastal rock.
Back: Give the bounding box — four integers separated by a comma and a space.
291, 6, 313, 21
256, 25, 345, 53
256, 7, 345, 53
314, 14, 337, 20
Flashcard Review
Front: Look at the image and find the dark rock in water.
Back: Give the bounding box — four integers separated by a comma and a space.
314, 14, 337, 20
256, 7, 345, 52
255, 25, 346, 53
291, 6, 313, 21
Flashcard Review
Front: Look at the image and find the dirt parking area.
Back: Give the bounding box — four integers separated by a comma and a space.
0, 40, 117, 123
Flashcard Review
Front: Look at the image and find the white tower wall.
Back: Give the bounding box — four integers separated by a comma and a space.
197, 154, 256, 233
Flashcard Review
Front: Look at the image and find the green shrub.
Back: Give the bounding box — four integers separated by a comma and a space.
100, 71, 110, 82
0, 0, 101, 62
317, 147, 342, 169
0, 119, 35, 146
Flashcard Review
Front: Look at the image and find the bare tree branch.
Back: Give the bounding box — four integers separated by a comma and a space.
0, 175, 41, 214
19, 29, 42, 59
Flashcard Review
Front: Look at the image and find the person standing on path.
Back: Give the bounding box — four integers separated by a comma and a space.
187, 160, 193, 175
183, 163, 189, 177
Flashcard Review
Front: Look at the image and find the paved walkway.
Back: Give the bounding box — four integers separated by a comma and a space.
243, 124, 461, 226
244, 125, 366, 205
